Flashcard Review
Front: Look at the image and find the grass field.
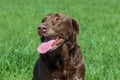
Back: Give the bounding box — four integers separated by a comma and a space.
0, 0, 120, 80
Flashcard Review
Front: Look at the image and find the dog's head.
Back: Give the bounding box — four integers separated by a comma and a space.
37, 13, 79, 54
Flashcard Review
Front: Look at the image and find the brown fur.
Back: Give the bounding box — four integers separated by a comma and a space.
33, 13, 85, 80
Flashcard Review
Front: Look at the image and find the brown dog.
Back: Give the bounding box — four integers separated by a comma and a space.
33, 13, 85, 80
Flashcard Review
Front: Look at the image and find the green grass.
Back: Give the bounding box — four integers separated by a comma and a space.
0, 0, 120, 80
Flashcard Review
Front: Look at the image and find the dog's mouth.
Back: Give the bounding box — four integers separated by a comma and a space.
37, 37, 65, 54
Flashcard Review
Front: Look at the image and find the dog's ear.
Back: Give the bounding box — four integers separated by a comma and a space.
71, 19, 79, 34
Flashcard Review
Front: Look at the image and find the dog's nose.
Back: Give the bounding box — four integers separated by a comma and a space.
38, 25, 47, 30
38, 25, 47, 34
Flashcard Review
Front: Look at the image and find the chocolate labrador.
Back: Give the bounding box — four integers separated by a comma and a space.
33, 13, 85, 80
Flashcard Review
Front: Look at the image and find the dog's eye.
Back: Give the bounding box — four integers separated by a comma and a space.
56, 17, 61, 21
54, 17, 61, 23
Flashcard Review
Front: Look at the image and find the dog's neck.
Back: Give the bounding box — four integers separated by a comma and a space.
39, 41, 79, 69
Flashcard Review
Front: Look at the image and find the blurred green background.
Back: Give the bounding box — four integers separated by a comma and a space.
0, 0, 120, 80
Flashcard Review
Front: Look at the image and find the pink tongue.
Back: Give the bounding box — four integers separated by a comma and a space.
37, 40, 55, 54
